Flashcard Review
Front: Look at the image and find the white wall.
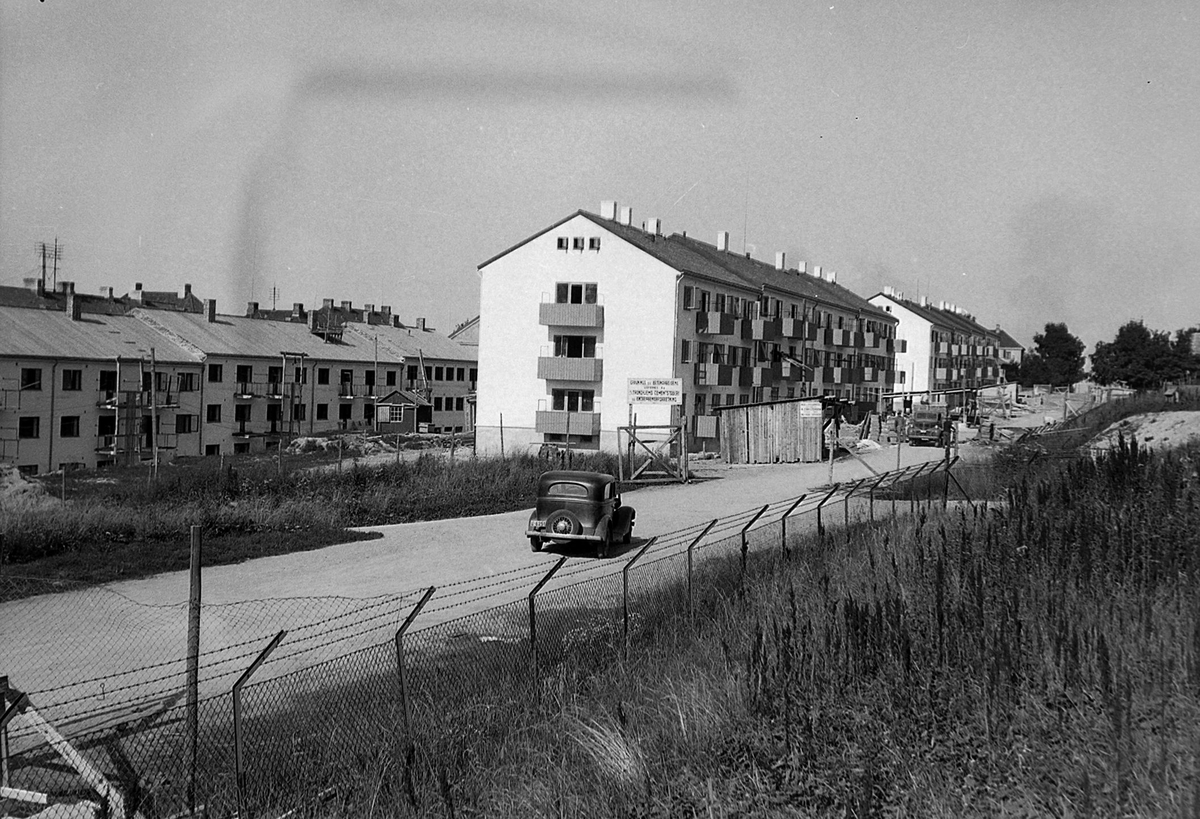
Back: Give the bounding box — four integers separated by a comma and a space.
868, 295, 932, 397
476, 213, 678, 455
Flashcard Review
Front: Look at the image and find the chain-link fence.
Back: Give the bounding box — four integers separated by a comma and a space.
2, 457, 969, 818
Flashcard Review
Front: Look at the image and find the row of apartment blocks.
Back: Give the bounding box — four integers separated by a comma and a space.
476, 202, 1013, 456
0, 283, 477, 474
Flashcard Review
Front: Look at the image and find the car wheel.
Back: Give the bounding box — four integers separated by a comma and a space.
599, 528, 613, 559
529, 536, 543, 552
544, 509, 580, 539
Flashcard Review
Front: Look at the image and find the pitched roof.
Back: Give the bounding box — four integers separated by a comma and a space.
481, 209, 894, 320
377, 389, 431, 407
996, 327, 1024, 349
343, 321, 477, 363
0, 305, 201, 363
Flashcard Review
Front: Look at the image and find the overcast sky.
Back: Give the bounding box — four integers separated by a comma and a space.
2, 1, 1196, 351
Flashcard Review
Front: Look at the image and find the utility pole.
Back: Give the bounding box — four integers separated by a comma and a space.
36, 239, 63, 292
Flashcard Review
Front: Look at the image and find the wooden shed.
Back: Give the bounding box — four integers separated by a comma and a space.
715, 398, 824, 464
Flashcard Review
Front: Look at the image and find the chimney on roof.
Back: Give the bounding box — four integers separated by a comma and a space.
292, 302, 303, 318
775, 251, 786, 270
620, 206, 633, 226
812, 265, 822, 280
322, 298, 334, 310
416, 317, 426, 331
183, 283, 192, 298
246, 301, 259, 316
717, 231, 730, 252
204, 299, 217, 323
646, 217, 661, 236
826, 270, 837, 283
341, 300, 352, 312
797, 261, 807, 275
133, 282, 144, 303
600, 200, 618, 221
381, 305, 391, 320
920, 295, 929, 308
100, 286, 114, 299
65, 283, 81, 321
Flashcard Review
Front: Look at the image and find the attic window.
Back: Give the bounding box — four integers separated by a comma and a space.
557, 237, 569, 251
588, 236, 601, 251
572, 236, 585, 251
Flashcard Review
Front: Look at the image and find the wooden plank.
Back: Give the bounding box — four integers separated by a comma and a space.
1, 785, 49, 805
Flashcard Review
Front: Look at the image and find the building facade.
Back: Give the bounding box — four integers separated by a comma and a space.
476, 203, 902, 456
0, 293, 477, 474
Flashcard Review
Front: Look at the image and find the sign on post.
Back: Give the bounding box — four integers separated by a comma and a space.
627, 378, 682, 405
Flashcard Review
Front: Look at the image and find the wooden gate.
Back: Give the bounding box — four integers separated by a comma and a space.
618, 422, 689, 483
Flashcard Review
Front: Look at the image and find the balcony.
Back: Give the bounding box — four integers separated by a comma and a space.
535, 410, 601, 436
234, 382, 256, 399
540, 302, 604, 328
338, 382, 368, 399
823, 328, 853, 347
935, 368, 948, 381
751, 363, 779, 387
780, 360, 808, 381
780, 317, 808, 340
538, 357, 603, 382
696, 311, 735, 336
862, 367, 877, 383
750, 318, 779, 341
862, 332, 878, 349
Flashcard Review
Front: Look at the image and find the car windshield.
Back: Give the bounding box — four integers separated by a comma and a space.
546, 483, 589, 498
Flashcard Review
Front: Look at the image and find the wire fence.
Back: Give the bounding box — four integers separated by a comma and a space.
1, 457, 979, 818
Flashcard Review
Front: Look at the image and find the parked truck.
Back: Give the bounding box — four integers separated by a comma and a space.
908, 404, 947, 447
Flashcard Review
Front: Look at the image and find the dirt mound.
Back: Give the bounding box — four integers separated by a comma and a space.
0, 464, 59, 512
1091, 410, 1200, 453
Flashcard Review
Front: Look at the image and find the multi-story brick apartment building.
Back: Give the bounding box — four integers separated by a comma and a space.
868, 287, 1001, 408
475, 202, 903, 455
1, 291, 476, 474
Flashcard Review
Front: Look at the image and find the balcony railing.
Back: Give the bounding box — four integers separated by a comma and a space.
539, 302, 604, 328
537, 357, 603, 382
750, 318, 779, 342
696, 311, 735, 336
823, 328, 853, 347
535, 410, 601, 436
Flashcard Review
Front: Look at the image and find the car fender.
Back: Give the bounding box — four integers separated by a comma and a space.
614, 506, 635, 532
596, 514, 613, 541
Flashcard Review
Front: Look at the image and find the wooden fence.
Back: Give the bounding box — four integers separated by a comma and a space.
717, 399, 824, 464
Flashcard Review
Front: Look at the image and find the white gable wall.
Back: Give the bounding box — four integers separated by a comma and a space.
477, 214, 678, 455
869, 294, 932, 397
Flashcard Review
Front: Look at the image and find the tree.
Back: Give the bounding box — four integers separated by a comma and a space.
1019, 322, 1084, 388
1090, 320, 1192, 389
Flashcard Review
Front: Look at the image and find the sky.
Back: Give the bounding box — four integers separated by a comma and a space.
2, 0, 1197, 353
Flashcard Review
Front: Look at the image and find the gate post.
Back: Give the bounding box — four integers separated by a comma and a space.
233, 630, 287, 819
529, 557, 567, 678
622, 537, 658, 662
687, 520, 718, 623
395, 587, 436, 734
780, 495, 807, 559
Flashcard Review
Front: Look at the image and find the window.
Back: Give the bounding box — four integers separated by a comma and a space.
20, 368, 41, 391
434, 397, 443, 411
434, 366, 444, 381
316, 403, 329, 420
455, 397, 464, 411
176, 415, 197, 434
266, 404, 282, 423
62, 370, 82, 391
363, 404, 374, 421
235, 364, 251, 383
551, 389, 594, 412
680, 339, 691, 363
694, 393, 706, 417
235, 404, 251, 423
683, 286, 695, 310
407, 365, 419, 382
178, 373, 197, 392
698, 290, 711, 312
60, 416, 80, 437
424, 366, 433, 381
553, 335, 597, 358
388, 405, 405, 423
554, 282, 597, 304
715, 293, 726, 313
340, 370, 353, 387
207, 404, 222, 423
100, 370, 117, 391
98, 415, 116, 435
469, 368, 478, 382
208, 364, 223, 383
294, 367, 308, 384
18, 417, 39, 438
339, 403, 352, 421
317, 368, 330, 385
268, 366, 283, 385
557, 236, 569, 251
234, 442, 250, 454
386, 370, 397, 387
572, 236, 585, 250
293, 403, 307, 421
205, 444, 220, 456
588, 236, 601, 250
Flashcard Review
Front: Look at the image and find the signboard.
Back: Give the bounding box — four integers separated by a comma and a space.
627, 377, 683, 405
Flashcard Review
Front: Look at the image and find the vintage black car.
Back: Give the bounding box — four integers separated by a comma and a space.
526, 470, 635, 558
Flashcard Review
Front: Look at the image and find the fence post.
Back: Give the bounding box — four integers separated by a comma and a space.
528, 557, 567, 679
740, 505, 770, 588
868, 475, 887, 523
186, 525, 202, 815
816, 484, 840, 539
780, 495, 807, 559
233, 630, 286, 819
622, 537, 658, 662
0, 676, 12, 791
395, 587, 436, 735
907, 462, 927, 513
845, 479, 866, 529
687, 520, 718, 623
